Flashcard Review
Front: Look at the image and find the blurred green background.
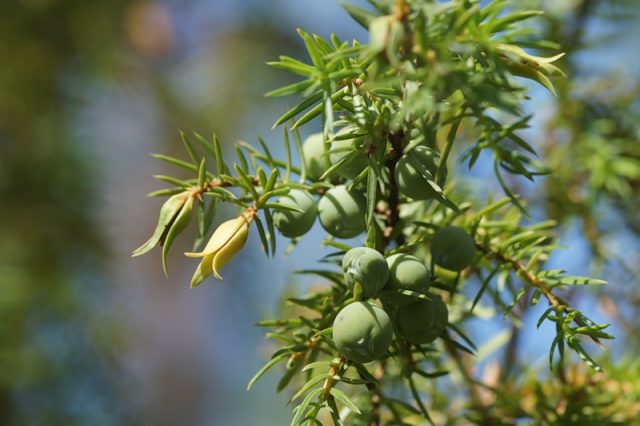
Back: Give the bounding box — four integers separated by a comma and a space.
1, 1, 639, 425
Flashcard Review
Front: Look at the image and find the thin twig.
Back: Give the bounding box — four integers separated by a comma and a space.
474, 242, 562, 309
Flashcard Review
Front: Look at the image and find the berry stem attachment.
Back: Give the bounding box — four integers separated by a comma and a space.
322, 356, 345, 397
353, 282, 363, 301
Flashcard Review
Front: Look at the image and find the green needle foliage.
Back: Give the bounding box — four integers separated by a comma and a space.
133, 0, 622, 424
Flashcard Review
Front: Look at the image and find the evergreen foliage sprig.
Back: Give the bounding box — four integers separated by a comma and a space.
133, 1, 613, 424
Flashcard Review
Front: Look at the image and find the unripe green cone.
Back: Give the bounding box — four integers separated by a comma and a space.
332, 302, 393, 363
329, 137, 368, 179
342, 247, 389, 298
382, 253, 430, 306
394, 145, 439, 200
432, 226, 476, 271
318, 185, 366, 239
302, 133, 329, 181
397, 296, 449, 344
273, 189, 317, 238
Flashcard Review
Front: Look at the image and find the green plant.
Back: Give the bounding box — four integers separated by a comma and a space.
395, 145, 440, 200
396, 296, 448, 344
332, 301, 394, 364
342, 247, 390, 298
329, 129, 369, 179
318, 185, 367, 238
302, 133, 329, 180
273, 189, 318, 238
431, 226, 476, 271
132, 0, 618, 424
382, 253, 431, 306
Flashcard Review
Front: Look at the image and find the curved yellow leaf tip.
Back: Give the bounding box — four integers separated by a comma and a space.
187, 208, 256, 287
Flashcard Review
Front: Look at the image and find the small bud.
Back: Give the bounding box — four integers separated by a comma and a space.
132, 190, 191, 258
497, 43, 565, 95
497, 44, 565, 76
161, 193, 195, 274
185, 208, 255, 287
